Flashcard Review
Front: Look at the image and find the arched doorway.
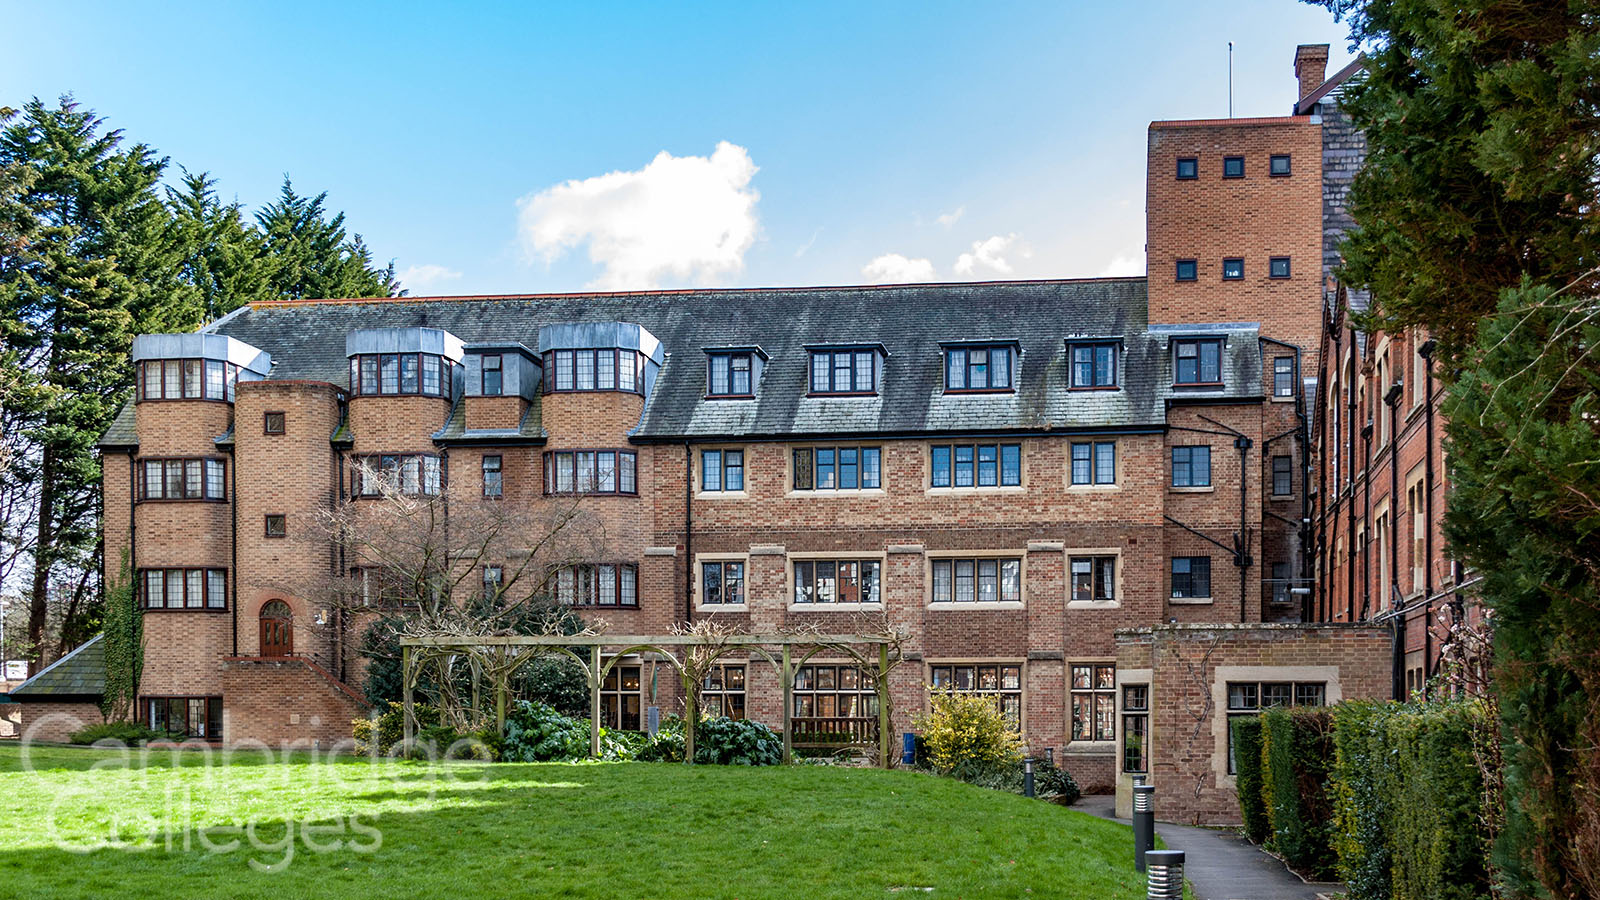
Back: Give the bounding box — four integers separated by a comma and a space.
259, 600, 293, 656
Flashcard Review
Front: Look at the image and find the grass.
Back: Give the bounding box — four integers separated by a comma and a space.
0, 744, 1148, 899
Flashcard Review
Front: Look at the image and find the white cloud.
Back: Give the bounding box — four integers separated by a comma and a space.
1099, 248, 1146, 277
516, 141, 760, 290
398, 264, 463, 294
935, 206, 965, 228
953, 233, 1028, 277
861, 253, 936, 284
794, 227, 823, 258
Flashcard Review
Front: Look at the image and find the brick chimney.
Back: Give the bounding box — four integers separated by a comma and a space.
1295, 44, 1330, 105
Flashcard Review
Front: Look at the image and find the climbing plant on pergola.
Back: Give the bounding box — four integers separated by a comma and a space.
398, 630, 907, 766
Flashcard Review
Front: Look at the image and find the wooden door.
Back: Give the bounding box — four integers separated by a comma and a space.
259, 600, 293, 656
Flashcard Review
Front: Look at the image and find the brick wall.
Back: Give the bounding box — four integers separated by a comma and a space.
220, 657, 370, 748
17, 701, 104, 744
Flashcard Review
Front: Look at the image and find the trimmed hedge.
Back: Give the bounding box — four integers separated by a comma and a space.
1261, 706, 1337, 880
1231, 716, 1269, 843
1330, 699, 1491, 900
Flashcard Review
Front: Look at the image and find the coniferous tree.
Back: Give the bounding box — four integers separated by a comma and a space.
256, 177, 399, 301
166, 169, 274, 319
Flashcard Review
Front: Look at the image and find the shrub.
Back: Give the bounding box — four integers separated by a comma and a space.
352, 702, 442, 756
635, 716, 685, 762
68, 721, 173, 745
1385, 701, 1490, 900
1261, 706, 1337, 880
514, 656, 589, 718
692, 716, 782, 766
1331, 701, 1393, 900
948, 756, 1081, 805
501, 700, 589, 762
913, 690, 1023, 774
598, 727, 648, 761
1231, 715, 1269, 844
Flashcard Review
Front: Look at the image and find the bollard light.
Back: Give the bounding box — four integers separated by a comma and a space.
1023, 757, 1036, 798
1132, 783, 1156, 872
1144, 849, 1184, 900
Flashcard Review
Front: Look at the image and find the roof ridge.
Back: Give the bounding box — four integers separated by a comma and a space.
248, 276, 1149, 308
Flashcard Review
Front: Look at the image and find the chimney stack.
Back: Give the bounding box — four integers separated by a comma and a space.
1295, 44, 1330, 106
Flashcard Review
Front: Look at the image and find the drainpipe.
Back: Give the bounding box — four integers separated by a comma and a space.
1420, 340, 1437, 682
1261, 336, 1310, 623
230, 439, 238, 658
1385, 381, 1403, 700
336, 445, 346, 682
1235, 434, 1252, 623
683, 442, 693, 625
1347, 329, 1358, 623
127, 451, 138, 703
1359, 418, 1372, 621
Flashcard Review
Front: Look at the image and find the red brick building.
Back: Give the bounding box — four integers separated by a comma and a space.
9, 44, 1408, 825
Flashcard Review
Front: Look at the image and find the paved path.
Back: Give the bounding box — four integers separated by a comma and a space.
1077, 795, 1339, 900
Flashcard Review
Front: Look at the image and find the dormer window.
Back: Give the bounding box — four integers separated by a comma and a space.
944, 344, 1014, 392
809, 347, 880, 396
137, 359, 241, 402
481, 355, 503, 396
707, 352, 754, 398
1174, 338, 1223, 386
544, 349, 643, 394
349, 353, 452, 398
1070, 342, 1119, 389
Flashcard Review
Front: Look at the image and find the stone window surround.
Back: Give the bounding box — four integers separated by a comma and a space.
923, 550, 1028, 609
1210, 665, 1342, 786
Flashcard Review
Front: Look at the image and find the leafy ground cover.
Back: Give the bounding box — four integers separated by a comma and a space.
0, 743, 1145, 898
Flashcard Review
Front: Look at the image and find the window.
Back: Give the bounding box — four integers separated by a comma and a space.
482, 565, 503, 599
929, 443, 1021, 488
701, 449, 745, 492
707, 352, 754, 397
930, 664, 1022, 725
137, 359, 241, 402
139, 568, 227, 610
1070, 343, 1118, 388
701, 560, 745, 605
794, 559, 883, 605
552, 563, 637, 607
1271, 562, 1292, 605
1269, 256, 1291, 279
1071, 665, 1116, 741
1175, 259, 1198, 282
1273, 357, 1295, 397
1122, 684, 1149, 773
1175, 157, 1198, 180
809, 349, 877, 394
264, 514, 286, 538
1070, 556, 1116, 604
1070, 441, 1116, 486
352, 455, 443, 497
542, 450, 638, 495
139, 459, 227, 501
1269, 154, 1291, 176
482, 455, 503, 498
1226, 681, 1325, 772
543, 348, 643, 395
701, 664, 746, 718
145, 696, 222, 740
944, 345, 1013, 391
347, 353, 450, 398
263, 412, 285, 434
1223, 156, 1244, 178
1272, 455, 1293, 496
1173, 339, 1222, 385
793, 665, 878, 720
1409, 472, 1427, 593
1171, 446, 1211, 487
600, 664, 642, 730
930, 558, 1021, 604
1222, 258, 1244, 280
792, 447, 880, 491
1171, 556, 1212, 599
481, 355, 503, 396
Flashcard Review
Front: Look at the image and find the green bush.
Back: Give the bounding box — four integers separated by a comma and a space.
948, 756, 1081, 805
1232, 715, 1269, 844
1331, 701, 1393, 900
514, 656, 589, 718
68, 721, 175, 745
352, 702, 442, 756
635, 716, 685, 762
1261, 706, 1337, 880
1385, 702, 1490, 900
912, 690, 1023, 773
501, 700, 589, 762
692, 716, 782, 766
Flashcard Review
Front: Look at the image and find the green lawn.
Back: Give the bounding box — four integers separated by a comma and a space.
0, 744, 1146, 898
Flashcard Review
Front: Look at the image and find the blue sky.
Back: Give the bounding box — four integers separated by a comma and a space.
5, 1, 1355, 296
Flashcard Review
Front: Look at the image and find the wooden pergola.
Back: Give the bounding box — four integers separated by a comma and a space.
398, 632, 903, 766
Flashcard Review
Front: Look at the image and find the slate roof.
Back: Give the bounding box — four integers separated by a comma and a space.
7, 633, 104, 701
101, 278, 1268, 446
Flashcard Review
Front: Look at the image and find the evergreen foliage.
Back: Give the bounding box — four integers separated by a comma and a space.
1231, 715, 1269, 844
98, 553, 140, 721
1260, 707, 1337, 880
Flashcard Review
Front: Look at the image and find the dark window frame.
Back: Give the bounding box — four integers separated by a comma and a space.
792, 446, 882, 491
792, 664, 878, 721
929, 443, 1022, 489
1175, 157, 1199, 180
137, 457, 228, 502
138, 567, 228, 611
928, 556, 1023, 604
808, 348, 879, 396
1122, 684, 1149, 773
1069, 342, 1120, 389
542, 449, 638, 496
1175, 259, 1198, 282
706, 351, 755, 398
263, 411, 286, 435
1226, 680, 1325, 772
1070, 441, 1117, 486
347, 353, 451, 399
543, 348, 644, 395
552, 563, 639, 608
351, 454, 444, 498
1269, 154, 1292, 177
1171, 445, 1212, 488
1273, 356, 1296, 397
1171, 556, 1213, 598
1070, 555, 1117, 604
1222, 257, 1245, 280
144, 696, 223, 741
701, 663, 747, 719
1269, 256, 1291, 279
700, 448, 746, 492
136, 358, 242, 403
930, 663, 1023, 726
1222, 155, 1245, 178
481, 354, 503, 396
1173, 338, 1224, 386
482, 454, 503, 498
1272, 455, 1293, 497
700, 559, 746, 606
1070, 664, 1117, 742
943, 345, 1015, 393
264, 514, 287, 538
793, 558, 885, 605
